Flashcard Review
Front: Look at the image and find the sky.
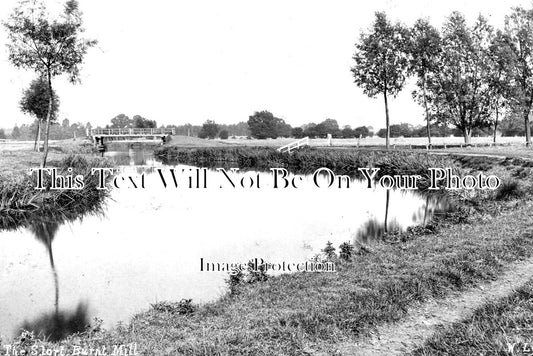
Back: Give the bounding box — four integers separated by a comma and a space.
0, 0, 531, 130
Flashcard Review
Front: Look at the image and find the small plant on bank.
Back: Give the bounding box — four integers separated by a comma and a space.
150, 299, 196, 315
225, 268, 245, 296
339, 242, 354, 261
322, 241, 336, 260
495, 180, 522, 200
247, 260, 268, 283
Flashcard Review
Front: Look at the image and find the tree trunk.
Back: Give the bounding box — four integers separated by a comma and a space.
42, 70, 53, 168
493, 106, 499, 144
525, 109, 532, 148
383, 91, 390, 150
463, 129, 472, 145
34, 119, 41, 152
422, 74, 431, 147
384, 190, 390, 233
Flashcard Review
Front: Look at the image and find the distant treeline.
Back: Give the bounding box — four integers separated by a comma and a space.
5, 119, 89, 141
2, 110, 526, 141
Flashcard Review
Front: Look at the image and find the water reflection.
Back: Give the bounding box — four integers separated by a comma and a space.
20, 303, 89, 342
354, 190, 451, 244
17, 219, 90, 341
29, 220, 60, 313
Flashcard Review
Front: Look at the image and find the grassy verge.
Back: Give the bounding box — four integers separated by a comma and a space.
154, 146, 460, 189
0, 154, 111, 230
411, 279, 533, 355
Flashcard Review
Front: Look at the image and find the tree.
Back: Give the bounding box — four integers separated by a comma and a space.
4, 0, 97, 166
198, 120, 219, 139
407, 18, 441, 147
487, 30, 514, 143
11, 125, 21, 139
351, 12, 409, 149
503, 6, 533, 147
354, 126, 371, 138
315, 118, 340, 138
219, 129, 229, 140
425, 13, 495, 144
247, 111, 286, 139
132, 115, 156, 128
110, 114, 133, 129
19, 76, 60, 151
291, 127, 304, 138
341, 127, 355, 138
0, 129, 6, 140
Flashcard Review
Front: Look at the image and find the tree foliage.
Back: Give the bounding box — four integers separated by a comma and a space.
423, 13, 495, 144
407, 18, 441, 145
503, 6, 533, 146
110, 114, 133, 129
247, 111, 289, 139
20, 76, 60, 122
198, 120, 219, 139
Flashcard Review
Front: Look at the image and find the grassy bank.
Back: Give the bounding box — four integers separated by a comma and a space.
0, 154, 111, 230
154, 146, 460, 189
411, 279, 533, 355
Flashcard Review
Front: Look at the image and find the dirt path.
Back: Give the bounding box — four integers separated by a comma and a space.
313, 256, 533, 356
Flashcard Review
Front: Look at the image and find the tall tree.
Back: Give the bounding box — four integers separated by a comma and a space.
110, 114, 133, 129
407, 18, 441, 147
19, 76, 59, 151
425, 13, 494, 144
247, 110, 286, 139
351, 12, 409, 149
504, 6, 533, 147
4, 0, 96, 166
488, 30, 514, 143
198, 120, 219, 139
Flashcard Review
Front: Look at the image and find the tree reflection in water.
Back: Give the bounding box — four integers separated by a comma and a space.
17, 219, 90, 341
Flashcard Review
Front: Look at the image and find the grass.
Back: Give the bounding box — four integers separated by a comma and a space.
154, 146, 460, 190
411, 279, 533, 355
0, 154, 111, 231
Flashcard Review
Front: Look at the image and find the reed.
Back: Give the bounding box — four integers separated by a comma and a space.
0, 155, 111, 230
154, 146, 460, 189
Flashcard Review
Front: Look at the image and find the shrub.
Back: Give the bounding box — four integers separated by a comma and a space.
495, 180, 522, 200
339, 242, 354, 261
322, 241, 336, 260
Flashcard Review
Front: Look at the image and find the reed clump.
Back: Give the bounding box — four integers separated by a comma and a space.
0, 155, 111, 230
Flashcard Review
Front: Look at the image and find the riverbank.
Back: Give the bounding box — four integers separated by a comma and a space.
154, 146, 462, 190
0, 141, 110, 230
3, 148, 531, 355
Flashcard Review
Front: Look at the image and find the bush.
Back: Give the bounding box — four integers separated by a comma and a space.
322, 241, 336, 260
219, 130, 229, 140
495, 180, 522, 200
339, 242, 354, 261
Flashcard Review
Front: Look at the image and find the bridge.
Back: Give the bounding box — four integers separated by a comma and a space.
89, 128, 175, 146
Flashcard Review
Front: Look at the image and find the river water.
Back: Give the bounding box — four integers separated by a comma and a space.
0, 146, 450, 341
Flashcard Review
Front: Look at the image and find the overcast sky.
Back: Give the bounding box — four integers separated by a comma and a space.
0, 0, 531, 130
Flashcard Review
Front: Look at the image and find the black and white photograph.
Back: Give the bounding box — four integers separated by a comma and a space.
1, 0, 533, 355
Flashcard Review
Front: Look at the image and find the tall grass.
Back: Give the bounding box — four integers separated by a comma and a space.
0, 155, 111, 230
154, 146, 460, 189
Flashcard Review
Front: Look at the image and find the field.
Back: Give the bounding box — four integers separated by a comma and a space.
222, 135, 527, 148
